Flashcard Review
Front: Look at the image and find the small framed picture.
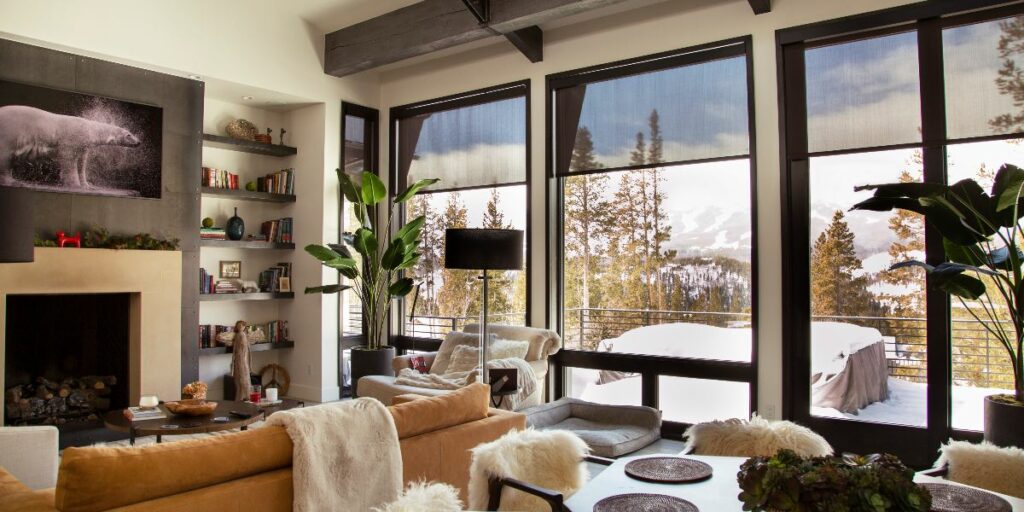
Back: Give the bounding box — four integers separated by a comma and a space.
278, 277, 291, 293
219, 260, 241, 279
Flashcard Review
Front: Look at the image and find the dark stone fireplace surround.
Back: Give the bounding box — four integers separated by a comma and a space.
0, 38, 203, 385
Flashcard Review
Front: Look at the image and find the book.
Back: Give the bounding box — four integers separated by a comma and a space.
124, 406, 167, 421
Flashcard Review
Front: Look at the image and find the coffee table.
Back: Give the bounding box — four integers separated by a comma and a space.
104, 400, 263, 446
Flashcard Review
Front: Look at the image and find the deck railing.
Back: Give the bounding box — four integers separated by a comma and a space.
351, 305, 1015, 389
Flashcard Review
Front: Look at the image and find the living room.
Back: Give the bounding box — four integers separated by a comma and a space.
1, 0, 1023, 511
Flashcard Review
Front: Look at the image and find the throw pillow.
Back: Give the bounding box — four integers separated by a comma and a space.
409, 356, 429, 374
489, 339, 529, 360
430, 331, 492, 375
445, 344, 481, 374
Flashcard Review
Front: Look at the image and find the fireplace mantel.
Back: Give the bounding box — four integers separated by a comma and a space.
0, 248, 182, 412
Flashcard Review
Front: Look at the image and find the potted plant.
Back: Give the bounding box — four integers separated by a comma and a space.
305, 169, 438, 396
737, 449, 931, 511
852, 164, 1024, 447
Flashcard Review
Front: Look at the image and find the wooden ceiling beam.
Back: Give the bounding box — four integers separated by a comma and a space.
505, 25, 544, 63
324, 0, 627, 77
747, 0, 770, 15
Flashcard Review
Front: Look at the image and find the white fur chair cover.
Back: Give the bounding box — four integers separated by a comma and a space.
936, 440, 1024, 499
469, 428, 590, 511
375, 481, 463, 512
682, 415, 833, 458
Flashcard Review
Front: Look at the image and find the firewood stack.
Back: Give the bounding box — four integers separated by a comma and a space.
4, 375, 116, 425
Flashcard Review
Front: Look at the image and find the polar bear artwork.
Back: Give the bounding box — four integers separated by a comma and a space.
0, 105, 142, 191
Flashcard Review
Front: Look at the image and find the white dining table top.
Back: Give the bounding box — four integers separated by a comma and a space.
565, 454, 1024, 511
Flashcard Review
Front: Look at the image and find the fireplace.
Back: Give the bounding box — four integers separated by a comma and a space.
4, 294, 131, 426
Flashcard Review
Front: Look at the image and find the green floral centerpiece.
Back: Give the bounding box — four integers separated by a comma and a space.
737, 449, 931, 512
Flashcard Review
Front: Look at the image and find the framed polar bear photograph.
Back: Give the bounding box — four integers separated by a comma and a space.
0, 79, 162, 198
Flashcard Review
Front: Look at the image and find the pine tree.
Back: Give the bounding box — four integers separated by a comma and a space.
564, 127, 609, 319
436, 193, 476, 323
883, 153, 926, 316
482, 188, 511, 230
810, 210, 875, 316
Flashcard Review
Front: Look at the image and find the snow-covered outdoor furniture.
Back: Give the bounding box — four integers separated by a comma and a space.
809, 322, 889, 414
522, 398, 662, 457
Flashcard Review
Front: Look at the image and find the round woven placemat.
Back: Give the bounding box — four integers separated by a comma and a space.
921, 483, 1011, 512
594, 493, 698, 512
624, 457, 713, 484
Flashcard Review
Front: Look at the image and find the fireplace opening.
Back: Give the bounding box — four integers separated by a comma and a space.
4, 293, 131, 427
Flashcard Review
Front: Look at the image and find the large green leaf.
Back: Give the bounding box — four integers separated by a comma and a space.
850, 196, 927, 215
935, 273, 987, 299
381, 239, 406, 270
943, 239, 984, 267
993, 163, 1024, 214
388, 277, 414, 297
918, 196, 990, 245
396, 215, 425, 245
944, 179, 998, 237
353, 228, 377, 260
324, 257, 357, 270
398, 251, 421, 270
360, 172, 387, 206
394, 178, 441, 204
328, 243, 352, 258
305, 244, 343, 262
854, 182, 946, 198
337, 169, 361, 204
305, 284, 352, 294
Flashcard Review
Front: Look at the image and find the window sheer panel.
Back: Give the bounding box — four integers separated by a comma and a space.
560, 56, 749, 175
344, 115, 366, 173
944, 16, 1024, 140
400, 96, 526, 192
805, 32, 922, 154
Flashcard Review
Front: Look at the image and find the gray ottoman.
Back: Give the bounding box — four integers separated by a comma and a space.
523, 398, 661, 457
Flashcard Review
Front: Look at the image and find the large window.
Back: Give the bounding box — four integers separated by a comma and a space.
391, 82, 530, 340
550, 38, 756, 428
780, 2, 1024, 467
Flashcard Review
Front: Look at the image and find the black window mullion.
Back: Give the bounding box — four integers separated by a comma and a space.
917, 17, 953, 450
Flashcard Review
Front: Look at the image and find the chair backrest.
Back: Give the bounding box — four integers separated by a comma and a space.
936, 440, 1024, 499
468, 429, 589, 511
682, 416, 832, 458
464, 324, 562, 362
0, 426, 58, 490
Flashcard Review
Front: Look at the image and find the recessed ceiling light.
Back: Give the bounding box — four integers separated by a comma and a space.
187, 74, 202, 80
242, 95, 255, 101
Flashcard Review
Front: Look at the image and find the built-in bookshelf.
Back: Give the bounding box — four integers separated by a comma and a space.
201, 187, 296, 203
202, 133, 297, 157
199, 240, 295, 250
200, 292, 295, 302
199, 341, 295, 356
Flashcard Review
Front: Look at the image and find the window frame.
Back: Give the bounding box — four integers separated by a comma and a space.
778, 0, 1024, 468
387, 80, 532, 351
545, 36, 759, 436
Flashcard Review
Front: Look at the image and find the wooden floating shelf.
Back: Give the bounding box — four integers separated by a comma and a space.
200, 292, 294, 302
199, 341, 295, 356
201, 187, 296, 203
202, 134, 297, 157
199, 239, 295, 250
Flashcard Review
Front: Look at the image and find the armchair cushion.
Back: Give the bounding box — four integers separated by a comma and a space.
430, 332, 491, 375
464, 324, 562, 361
0, 426, 58, 490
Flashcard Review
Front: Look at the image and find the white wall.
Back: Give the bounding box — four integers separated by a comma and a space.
0, 0, 369, 402
377, 0, 922, 418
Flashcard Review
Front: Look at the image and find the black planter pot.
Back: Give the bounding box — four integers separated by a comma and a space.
351, 345, 395, 397
984, 394, 1024, 448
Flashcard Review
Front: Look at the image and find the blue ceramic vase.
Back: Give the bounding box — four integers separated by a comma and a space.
226, 207, 244, 241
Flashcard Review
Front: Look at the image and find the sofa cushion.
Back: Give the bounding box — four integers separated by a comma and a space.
463, 324, 561, 361
492, 339, 529, 360
431, 332, 490, 375
388, 383, 489, 439
55, 426, 292, 512
445, 345, 481, 374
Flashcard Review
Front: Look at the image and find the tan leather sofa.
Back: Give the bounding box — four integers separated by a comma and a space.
0, 385, 524, 512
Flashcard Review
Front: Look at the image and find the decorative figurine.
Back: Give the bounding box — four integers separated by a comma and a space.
231, 321, 252, 401
56, 231, 81, 248
279, 128, 287, 146
226, 207, 244, 241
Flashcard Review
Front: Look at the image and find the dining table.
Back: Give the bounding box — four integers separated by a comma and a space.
565, 453, 1024, 511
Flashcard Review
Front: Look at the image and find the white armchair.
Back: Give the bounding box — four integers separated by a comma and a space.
0, 426, 58, 489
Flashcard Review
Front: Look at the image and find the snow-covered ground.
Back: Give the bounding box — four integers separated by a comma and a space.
572, 321, 1006, 431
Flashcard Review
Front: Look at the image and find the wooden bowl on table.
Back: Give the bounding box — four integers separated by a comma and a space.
164, 399, 218, 416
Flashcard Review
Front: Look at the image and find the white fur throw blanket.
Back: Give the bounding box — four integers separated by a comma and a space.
469, 428, 590, 511
682, 415, 833, 458
394, 358, 536, 410
265, 398, 402, 511
937, 440, 1024, 499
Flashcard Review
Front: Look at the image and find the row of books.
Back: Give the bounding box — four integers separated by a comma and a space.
197, 322, 292, 349
259, 262, 292, 293
202, 167, 239, 190
260, 218, 293, 243
199, 268, 215, 294
200, 228, 226, 240
124, 406, 166, 421
264, 320, 290, 344
258, 169, 295, 195
198, 324, 233, 349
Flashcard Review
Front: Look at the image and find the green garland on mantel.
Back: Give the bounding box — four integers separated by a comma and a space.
34, 227, 180, 251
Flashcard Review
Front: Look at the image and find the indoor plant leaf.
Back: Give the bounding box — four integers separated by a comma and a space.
327, 243, 352, 258
394, 178, 441, 204
854, 182, 947, 198
381, 239, 406, 270
337, 168, 361, 204
304, 284, 351, 294
360, 171, 387, 206
388, 277, 414, 297
305, 244, 343, 263
353, 228, 377, 260
992, 163, 1024, 217
396, 215, 425, 245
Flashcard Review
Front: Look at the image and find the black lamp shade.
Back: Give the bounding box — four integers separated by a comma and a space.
0, 186, 34, 263
444, 229, 523, 270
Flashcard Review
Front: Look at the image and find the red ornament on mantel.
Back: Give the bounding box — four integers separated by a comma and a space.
56, 231, 81, 248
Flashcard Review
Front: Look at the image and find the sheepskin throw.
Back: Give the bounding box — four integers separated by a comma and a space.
469, 429, 590, 511
395, 368, 474, 390
683, 416, 832, 458
265, 398, 402, 511
936, 440, 1024, 499
375, 481, 463, 512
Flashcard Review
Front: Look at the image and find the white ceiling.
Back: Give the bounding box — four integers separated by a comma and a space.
287, 0, 424, 36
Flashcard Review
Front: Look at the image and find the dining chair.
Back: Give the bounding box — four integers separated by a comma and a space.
681, 415, 833, 458
921, 440, 1024, 499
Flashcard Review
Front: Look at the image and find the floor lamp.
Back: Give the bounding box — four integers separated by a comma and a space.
0, 186, 34, 263
444, 228, 523, 384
